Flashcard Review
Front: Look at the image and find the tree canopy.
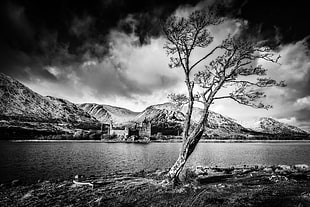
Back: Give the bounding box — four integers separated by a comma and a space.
162, 8, 285, 183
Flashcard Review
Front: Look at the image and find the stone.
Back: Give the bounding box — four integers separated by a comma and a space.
179, 168, 197, 183
278, 165, 291, 171
195, 166, 208, 175
275, 165, 292, 174
74, 175, 85, 181
263, 167, 273, 173
294, 164, 309, 172
268, 175, 288, 183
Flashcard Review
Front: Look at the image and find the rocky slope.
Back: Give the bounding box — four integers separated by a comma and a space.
242, 117, 309, 137
0, 73, 97, 123
0, 73, 100, 139
132, 102, 249, 137
78, 103, 139, 124
1, 73, 308, 139
134, 103, 185, 123
79, 101, 309, 138
79, 102, 248, 135
134, 103, 309, 138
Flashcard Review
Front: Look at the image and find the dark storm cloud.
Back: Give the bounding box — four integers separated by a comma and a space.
1, 0, 308, 68
0, 0, 310, 103
70, 16, 94, 38
220, 0, 310, 44
0, 0, 203, 81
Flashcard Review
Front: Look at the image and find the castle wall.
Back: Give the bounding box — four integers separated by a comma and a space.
108, 122, 128, 137
139, 123, 151, 137
108, 121, 152, 138
110, 129, 128, 137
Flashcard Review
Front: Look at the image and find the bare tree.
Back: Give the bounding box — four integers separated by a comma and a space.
163, 9, 285, 184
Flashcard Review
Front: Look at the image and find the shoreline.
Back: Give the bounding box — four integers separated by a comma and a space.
8, 139, 310, 143
1, 165, 309, 206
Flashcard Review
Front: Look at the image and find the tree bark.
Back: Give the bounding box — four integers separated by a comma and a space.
167, 129, 204, 184
183, 100, 193, 139
168, 105, 209, 184
183, 76, 194, 139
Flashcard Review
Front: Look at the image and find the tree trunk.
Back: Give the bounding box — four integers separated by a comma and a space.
183, 99, 193, 139
183, 76, 194, 139
168, 102, 210, 184
167, 129, 204, 184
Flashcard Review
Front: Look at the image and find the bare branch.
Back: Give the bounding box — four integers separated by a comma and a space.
189, 46, 222, 71
213, 95, 272, 109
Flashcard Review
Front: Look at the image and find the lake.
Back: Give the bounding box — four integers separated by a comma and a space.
1, 141, 310, 184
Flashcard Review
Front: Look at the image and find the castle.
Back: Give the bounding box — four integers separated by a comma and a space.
108, 118, 151, 138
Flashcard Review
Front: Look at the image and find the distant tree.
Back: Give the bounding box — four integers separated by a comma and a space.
162, 8, 285, 184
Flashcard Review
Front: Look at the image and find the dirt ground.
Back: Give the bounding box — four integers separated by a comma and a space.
1, 165, 310, 207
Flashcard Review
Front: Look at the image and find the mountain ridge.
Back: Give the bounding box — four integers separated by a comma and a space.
0, 73, 309, 139
78, 101, 309, 138
241, 117, 309, 136
0, 73, 100, 139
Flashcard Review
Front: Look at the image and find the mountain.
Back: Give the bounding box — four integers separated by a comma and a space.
0, 73, 100, 139
242, 117, 309, 137
132, 102, 249, 137
134, 103, 185, 123
1, 73, 308, 140
191, 107, 248, 132
78, 101, 308, 138
78, 103, 139, 124
0, 73, 97, 123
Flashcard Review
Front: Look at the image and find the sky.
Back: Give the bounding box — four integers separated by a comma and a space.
0, 0, 310, 131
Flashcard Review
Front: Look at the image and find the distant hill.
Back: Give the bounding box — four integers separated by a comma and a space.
131, 102, 250, 137
79, 101, 309, 139
78, 102, 251, 137
79, 102, 309, 138
241, 117, 309, 137
0, 73, 97, 124
134, 103, 185, 123
0, 73, 100, 139
0, 73, 308, 140
78, 103, 139, 124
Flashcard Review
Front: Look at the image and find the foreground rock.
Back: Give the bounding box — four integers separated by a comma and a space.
1, 165, 309, 207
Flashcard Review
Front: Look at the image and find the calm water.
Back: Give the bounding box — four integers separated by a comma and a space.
0, 141, 310, 184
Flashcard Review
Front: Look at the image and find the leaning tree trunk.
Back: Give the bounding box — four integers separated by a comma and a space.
167, 129, 204, 183
167, 108, 209, 184
183, 77, 194, 139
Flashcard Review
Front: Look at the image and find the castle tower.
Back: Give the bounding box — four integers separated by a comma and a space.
109, 120, 113, 135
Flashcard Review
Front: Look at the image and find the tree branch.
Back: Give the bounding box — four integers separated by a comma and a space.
189, 46, 222, 71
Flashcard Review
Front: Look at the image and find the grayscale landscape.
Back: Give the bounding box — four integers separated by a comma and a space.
0, 0, 310, 206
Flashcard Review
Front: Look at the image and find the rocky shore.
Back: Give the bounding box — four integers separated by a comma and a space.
1, 164, 310, 207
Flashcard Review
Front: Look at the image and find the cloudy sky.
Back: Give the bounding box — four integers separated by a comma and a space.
0, 0, 309, 130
